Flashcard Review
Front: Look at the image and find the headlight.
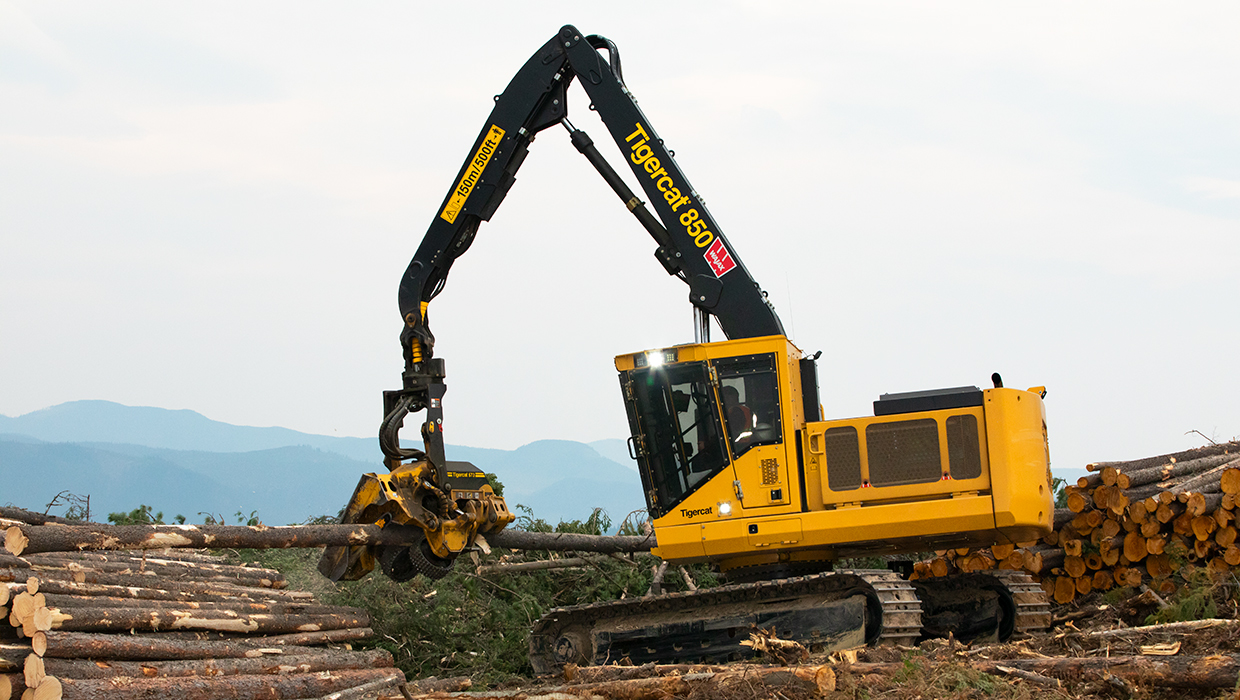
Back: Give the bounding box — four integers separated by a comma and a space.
647, 351, 664, 368
718, 501, 732, 516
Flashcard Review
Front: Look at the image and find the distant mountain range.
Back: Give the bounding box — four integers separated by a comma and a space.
0, 401, 644, 527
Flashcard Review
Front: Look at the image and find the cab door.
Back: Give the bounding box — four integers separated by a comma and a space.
713, 353, 792, 509
619, 362, 730, 518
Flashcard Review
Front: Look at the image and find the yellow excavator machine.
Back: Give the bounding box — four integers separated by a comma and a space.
321, 25, 1053, 673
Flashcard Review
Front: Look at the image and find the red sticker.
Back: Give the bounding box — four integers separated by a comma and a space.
704, 238, 736, 278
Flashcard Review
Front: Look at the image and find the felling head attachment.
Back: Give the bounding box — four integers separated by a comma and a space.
317, 459, 514, 582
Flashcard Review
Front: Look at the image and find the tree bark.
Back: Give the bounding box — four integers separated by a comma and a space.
42, 648, 392, 679
488, 529, 655, 553
34, 606, 368, 634
403, 677, 473, 694
55, 667, 404, 700
245, 627, 375, 647
27, 551, 227, 565
34, 630, 353, 660
2, 568, 289, 596
0, 672, 26, 700
0, 510, 81, 527
38, 594, 351, 616
308, 672, 410, 700
435, 665, 836, 700
1087, 442, 1240, 473
0, 645, 28, 673
476, 558, 592, 575
23, 556, 283, 586
3, 575, 305, 604
1114, 453, 1240, 490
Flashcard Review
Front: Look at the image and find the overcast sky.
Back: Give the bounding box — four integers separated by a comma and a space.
2, 2, 1237, 475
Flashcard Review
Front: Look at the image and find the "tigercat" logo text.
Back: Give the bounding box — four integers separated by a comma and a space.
680, 506, 713, 519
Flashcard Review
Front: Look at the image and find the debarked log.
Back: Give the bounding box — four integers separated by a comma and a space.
33, 606, 369, 634
42, 648, 393, 679
56, 667, 404, 700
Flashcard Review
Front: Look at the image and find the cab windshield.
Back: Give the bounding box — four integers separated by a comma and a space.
627, 363, 728, 517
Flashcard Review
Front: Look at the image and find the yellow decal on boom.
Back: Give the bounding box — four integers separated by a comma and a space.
441, 125, 506, 224
624, 122, 714, 250
447, 471, 485, 479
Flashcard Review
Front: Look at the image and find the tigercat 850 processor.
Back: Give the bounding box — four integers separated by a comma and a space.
319, 24, 1053, 674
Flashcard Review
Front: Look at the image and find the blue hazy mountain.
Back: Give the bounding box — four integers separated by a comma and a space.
0, 401, 644, 526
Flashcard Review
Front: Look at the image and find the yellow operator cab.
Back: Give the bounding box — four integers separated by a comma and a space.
615, 335, 1052, 577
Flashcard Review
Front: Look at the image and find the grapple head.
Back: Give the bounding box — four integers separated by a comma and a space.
318, 458, 513, 582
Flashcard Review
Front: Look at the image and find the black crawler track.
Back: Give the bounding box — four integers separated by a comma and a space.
528, 570, 922, 675
527, 569, 1050, 674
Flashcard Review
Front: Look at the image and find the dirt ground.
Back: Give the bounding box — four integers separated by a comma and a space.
490, 588, 1240, 700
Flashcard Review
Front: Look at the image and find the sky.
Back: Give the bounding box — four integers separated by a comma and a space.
2, 1, 1238, 475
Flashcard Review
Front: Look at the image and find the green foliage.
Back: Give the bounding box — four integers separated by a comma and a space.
199, 509, 261, 526
1146, 568, 1223, 625
860, 650, 1047, 700
236, 506, 713, 686
485, 473, 504, 497
1052, 476, 1067, 509
107, 504, 184, 525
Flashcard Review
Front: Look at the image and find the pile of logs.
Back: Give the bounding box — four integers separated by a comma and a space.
913, 441, 1240, 606
0, 509, 406, 700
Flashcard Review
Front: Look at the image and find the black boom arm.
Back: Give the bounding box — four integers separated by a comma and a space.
380, 25, 784, 475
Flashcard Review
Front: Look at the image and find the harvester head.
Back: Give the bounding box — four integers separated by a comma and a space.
318, 458, 513, 582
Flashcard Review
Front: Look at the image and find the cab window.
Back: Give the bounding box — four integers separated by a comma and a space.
627, 363, 728, 516
715, 354, 783, 458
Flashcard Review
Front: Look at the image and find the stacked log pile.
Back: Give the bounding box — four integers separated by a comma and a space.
913, 441, 1240, 606
0, 509, 405, 700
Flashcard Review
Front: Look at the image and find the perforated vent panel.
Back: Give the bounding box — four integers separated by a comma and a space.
866, 419, 941, 487
947, 414, 982, 480
824, 427, 862, 491
760, 458, 780, 485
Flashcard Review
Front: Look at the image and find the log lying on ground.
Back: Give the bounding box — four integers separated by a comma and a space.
850, 655, 1240, 689
413, 664, 836, 700
3, 524, 412, 556
0, 509, 80, 527
38, 592, 345, 615
56, 666, 404, 700
488, 529, 655, 553
1088, 442, 1240, 473
2, 567, 287, 594
402, 677, 473, 694
477, 556, 611, 575
34, 629, 368, 660
5, 523, 657, 556
23, 554, 284, 584
1073, 618, 1240, 640
34, 606, 369, 635
42, 648, 393, 679
3, 573, 309, 605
